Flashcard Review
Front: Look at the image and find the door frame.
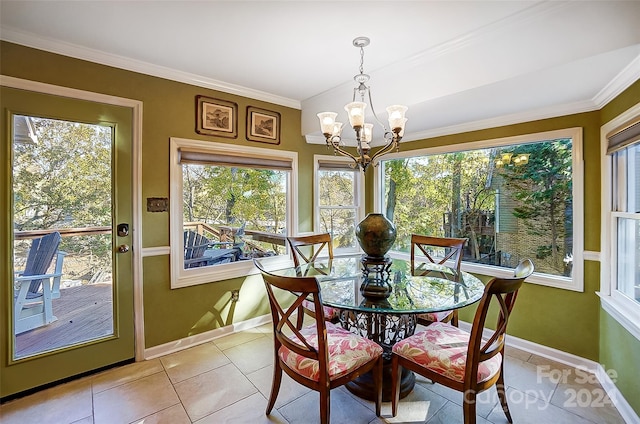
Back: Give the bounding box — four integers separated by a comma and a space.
1, 75, 145, 361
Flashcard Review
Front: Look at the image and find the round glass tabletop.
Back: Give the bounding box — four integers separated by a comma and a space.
267, 255, 485, 314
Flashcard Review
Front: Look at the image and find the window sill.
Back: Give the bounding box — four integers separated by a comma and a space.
598, 292, 640, 342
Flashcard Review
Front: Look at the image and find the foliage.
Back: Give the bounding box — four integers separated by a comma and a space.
382, 138, 573, 276
318, 170, 357, 248
12, 117, 113, 274
383, 151, 495, 255
183, 164, 287, 253
496, 139, 572, 271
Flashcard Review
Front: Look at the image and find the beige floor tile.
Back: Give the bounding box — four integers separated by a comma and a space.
504, 345, 532, 362
418, 380, 499, 419
130, 404, 191, 424
0, 326, 630, 424
486, 387, 595, 424
174, 362, 257, 422
195, 392, 288, 423
160, 341, 230, 383
0, 378, 92, 424
246, 364, 312, 409
70, 416, 94, 424
278, 388, 378, 424
213, 328, 267, 351
503, 355, 558, 401
223, 336, 275, 374
550, 376, 626, 424
92, 358, 164, 393
424, 400, 493, 424
93, 372, 179, 424
378, 382, 449, 423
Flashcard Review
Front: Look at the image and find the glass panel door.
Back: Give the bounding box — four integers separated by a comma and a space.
1, 86, 134, 397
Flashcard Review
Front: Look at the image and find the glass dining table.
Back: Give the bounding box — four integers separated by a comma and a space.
264, 254, 485, 401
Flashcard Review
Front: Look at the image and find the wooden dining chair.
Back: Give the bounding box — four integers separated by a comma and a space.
287, 233, 334, 267
286, 233, 339, 326
391, 259, 534, 424
254, 259, 383, 424
410, 234, 467, 327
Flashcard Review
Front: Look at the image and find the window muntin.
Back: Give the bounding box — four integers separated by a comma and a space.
170, 138, 297, 288
315, 157, 364, 254
611, 142, 640, 306
377, 128, 583, 290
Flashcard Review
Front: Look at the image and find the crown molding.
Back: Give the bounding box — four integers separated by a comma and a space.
306, 99, 600, 145
592, 53, 640, 108
403, 99, 600, 142
1, 28, 301, 110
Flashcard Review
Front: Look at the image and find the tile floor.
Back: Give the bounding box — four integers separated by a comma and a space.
0, 323, 628, 424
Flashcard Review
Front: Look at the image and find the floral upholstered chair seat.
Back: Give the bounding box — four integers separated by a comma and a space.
279, 322, 383, 381
392, 321, 501, 383
416, 310, 453, 324
301, 299, 339, 321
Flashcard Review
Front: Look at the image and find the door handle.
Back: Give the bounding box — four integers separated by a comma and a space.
118, 244, 130, 253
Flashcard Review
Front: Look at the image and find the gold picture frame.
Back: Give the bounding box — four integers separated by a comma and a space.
247, 106, 280, 144
196, 96, 238, 138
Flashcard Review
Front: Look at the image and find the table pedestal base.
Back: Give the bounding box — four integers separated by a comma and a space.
338, 309, 418, 401
346, 361, 415, 402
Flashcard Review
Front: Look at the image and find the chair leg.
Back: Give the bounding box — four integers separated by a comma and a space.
451, 310, 459, 327
391, 355, 401, 417
266, 359, 283, 415
319, 386, 330, 424
373, 356, 382, 417
462, 390, 477, 424
496, 370, 513, 423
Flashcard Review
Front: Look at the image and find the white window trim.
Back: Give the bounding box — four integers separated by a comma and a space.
169, 137, 298, 289
373, 128, 584, 291
600, 101, 640, 341
313, 155, 365, 255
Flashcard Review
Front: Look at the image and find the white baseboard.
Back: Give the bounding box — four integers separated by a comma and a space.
459, 321, 640, 424
143, 314, 271, 360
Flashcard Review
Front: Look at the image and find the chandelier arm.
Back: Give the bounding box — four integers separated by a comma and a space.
327, 136, 361, 169
369, 134, 401, 164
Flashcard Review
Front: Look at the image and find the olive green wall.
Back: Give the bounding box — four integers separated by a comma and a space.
0, 41, 328, 351
598, 78, 640, 416
600, 313, 640, 414
2, 41, 640, 411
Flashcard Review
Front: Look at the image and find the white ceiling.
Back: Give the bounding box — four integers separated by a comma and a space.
2, 1, 640, 144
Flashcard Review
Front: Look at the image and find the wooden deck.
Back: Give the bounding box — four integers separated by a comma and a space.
15, 283, 113, 359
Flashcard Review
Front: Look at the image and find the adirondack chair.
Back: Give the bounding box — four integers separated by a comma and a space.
14, 231, 66, 334
183, 230, 212, 268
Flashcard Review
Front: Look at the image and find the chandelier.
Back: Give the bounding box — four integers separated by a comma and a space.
495, 152, 530, 168
317, 37, 408, 172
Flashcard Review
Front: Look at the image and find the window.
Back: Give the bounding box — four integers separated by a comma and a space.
376, 128, 583, 291
170, 137, 297, 288
601, 108, 640, 340
314, 156, 364, 254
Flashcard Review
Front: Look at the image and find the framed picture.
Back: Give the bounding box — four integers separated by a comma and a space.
247, 106, 280, 144
196, 96, 237, 138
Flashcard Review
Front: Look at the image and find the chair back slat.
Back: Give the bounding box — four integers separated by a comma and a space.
23, 232, 62, 294
410, 235, 466, 276
286, 233, 333, 268
255, 259, 329, 365
467, 259, 534, 382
